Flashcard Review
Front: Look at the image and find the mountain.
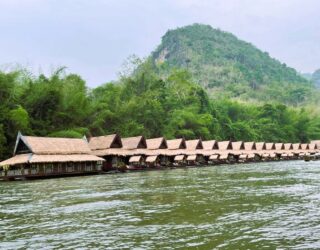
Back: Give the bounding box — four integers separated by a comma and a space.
150, 24, 314, 105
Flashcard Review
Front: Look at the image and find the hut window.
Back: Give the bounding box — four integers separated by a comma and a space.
96, 161, 102, 171
92, 162, 97, 171
31, 164, 37, 174
62, 163, 67, 172
85, 162, 92, 171
97, 161, 102, 170
53, 163, 59, 172
80, 162, 86, 171
57, 163, 61, 172
73, 163, 78, 172
8, 168, 14, 176
67, 163, 74, 172
45, 163, 53, 173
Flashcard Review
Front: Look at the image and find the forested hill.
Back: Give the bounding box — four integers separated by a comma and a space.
151, 24, 315, 104
312, 69, 320, 88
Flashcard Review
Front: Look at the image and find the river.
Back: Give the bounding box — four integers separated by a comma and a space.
1, 161, 320, 249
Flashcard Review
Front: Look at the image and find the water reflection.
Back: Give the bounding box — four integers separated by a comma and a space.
1, 161, 320, 249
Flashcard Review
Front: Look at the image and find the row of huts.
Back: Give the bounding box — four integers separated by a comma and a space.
0, 132, 319, 180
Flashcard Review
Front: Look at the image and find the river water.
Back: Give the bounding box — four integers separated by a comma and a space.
1, 161, 320, 249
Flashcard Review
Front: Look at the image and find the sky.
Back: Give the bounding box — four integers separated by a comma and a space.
0, 0, 319, 87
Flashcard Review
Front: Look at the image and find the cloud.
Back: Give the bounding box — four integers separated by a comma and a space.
0, 0, 319, 86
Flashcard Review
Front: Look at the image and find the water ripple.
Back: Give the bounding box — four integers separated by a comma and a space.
1, 161, 320, 249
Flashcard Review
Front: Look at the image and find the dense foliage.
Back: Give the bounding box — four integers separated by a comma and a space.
151, 24, 317, 104
312, 69, 320, 88
1, 64, 320, 160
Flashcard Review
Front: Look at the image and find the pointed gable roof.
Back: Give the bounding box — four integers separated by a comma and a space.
186, 139, 203, 150
255, 142, 266, 151
266, 143, 276, 150
292, 143, 301, 150
217, 141, 232, 150
266, 142, 276, 150
88, 134, 122, 150
275, 143, 285, 150
167, 138, 186, 150
301, 143, 309, 150
244, 142, 256, 151
308, 143, 318, 150
14, 133, 91, 155
232, 141, 245, 150
311, 140, 320, 148
202, 140, 218, 150
284, 143, 293, 150
122, 136, 147, 150
146, 137, 167, 150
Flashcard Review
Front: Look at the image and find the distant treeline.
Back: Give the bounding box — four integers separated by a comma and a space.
1, 63, 320, 159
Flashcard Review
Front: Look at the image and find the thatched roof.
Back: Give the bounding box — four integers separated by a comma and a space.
209, 154, 219, 160
91, 148, 127, 157
89, 134, 122, 150
163, 149, 186, 156
167, 138, 186, 150
202, 140, 218, 150
219, 153, 229, 159
269, 153, 277, 158
187, 155, 197, 161
146, 137, 167, 150
0, 132, 105, 167
129, 155, 143, 163
301, 144, 309, 150
311, 140, 320, 148
255, 142, 266, 151
174, 155, 185, 161
248, 153, 255, 159
196, 149, 216, 156
14, 133, 91, 155
186, 139, 203, 150
275, 143, 285, 150
0, 153, 104, 167
146, 155, 158, 163
122, 136, 147, 150
0, 154, 31, 167
239, 154, 247, 159
232, 141, 245, 150
292, 143, 301, 150
284, 143, 293, 150
266, 143, 276, 150
244, 142, 256, 151
308, 143, 318, 150
218, 141, 232, 150
30, 154, 104, 163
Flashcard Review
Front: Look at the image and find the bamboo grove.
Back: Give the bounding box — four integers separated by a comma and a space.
1, 63, 320, 160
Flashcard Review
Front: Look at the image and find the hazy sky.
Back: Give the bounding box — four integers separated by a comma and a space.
0, 0, 319, 87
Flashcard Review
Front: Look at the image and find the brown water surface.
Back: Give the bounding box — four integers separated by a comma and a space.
1, 161, 320, 249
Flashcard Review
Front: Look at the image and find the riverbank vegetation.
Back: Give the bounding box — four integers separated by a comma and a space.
1, 62, 320, 160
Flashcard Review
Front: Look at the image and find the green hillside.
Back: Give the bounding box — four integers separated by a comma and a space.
151, 24, 315, 105
312, 69, 320, 88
